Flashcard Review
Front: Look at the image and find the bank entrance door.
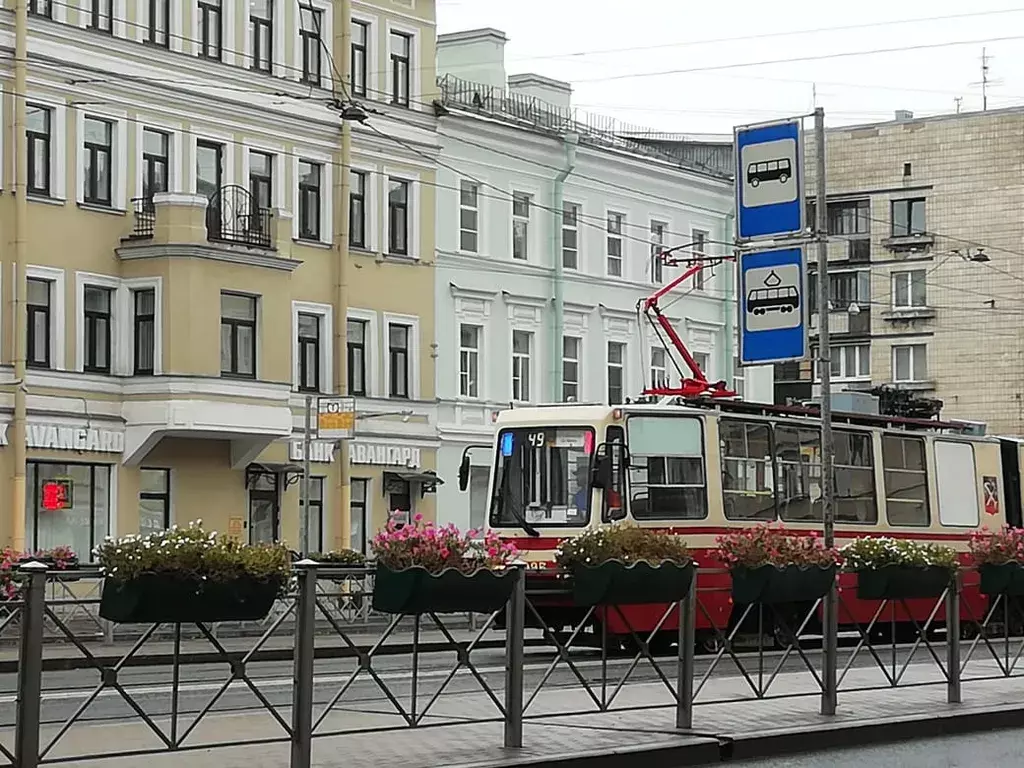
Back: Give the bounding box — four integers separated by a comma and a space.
248, 471, 280, 544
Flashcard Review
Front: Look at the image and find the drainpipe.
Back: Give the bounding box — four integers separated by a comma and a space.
11, 0, 28, 550
551, 133, 578, 403
723, 213, 735, 395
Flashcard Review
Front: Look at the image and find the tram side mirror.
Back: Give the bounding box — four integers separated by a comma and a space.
591, 443, 612, 490
592, 442, 628, 523
458, 454, 471, 492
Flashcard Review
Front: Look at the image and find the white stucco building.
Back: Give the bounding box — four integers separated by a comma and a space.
431, 29, 773, 531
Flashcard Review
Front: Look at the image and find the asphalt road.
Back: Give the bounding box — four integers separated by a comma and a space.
728, 727, 1024, 766
0, 642, 950, 728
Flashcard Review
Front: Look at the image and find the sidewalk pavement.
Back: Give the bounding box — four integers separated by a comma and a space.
6, 656, 1024, 766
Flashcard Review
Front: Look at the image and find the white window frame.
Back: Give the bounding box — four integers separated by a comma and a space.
650, 346, 668, 389
291, 300, 334, 394
384, 168, 420, 259
188, 128, 236, 194
458, 179, 480, 254
385, 20, 420, 108
243, 0, 286, 73
25, 93, 68, 202
242, 141, 287, 211
292, 0, 333, 85
134, 118, 184, 197
562, 335, 581, 402
606, 340, 627, 404
292, 151, 333, 245
733, 357, 746, 399
691, 228, 709, 291
830, 343, 870, 381
135, 0, 181, 49
191, 0, 238, 62
349, 159, 378, 252
24, 264, 67, 371
347, 307, 380, 398
650, 220, 667, 283
458, 322, 482, 399
74, 271, 123, 375
350, 12, 380, 100
562, 201, 581, 270
606, 211, 625, 277
891, 269, 928, 309
511, 329, 533, 403
512, 190, 533, 262
78, 0, 128, 35
892, 343, 928, 383
124, 276, 164, 376
382, 312, 420, 400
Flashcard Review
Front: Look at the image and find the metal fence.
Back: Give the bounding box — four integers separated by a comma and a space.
3, 562, 1023, 768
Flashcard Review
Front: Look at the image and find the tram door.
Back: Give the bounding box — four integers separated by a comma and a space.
1000, 439, 1022, 529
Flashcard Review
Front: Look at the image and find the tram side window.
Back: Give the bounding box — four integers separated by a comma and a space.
776, 426, 822, 523
834, 430, 877, 524
883, 435, 929, 527
627, 416, 707, 520
720, 419, 776, 521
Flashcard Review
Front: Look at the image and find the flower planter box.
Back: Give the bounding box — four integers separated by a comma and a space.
571, 560, 695, 607
731, 564, 836, 605
979, 562, 1024, 597
99, 573, 283, 624
17, 555, 82, 583
855, 565, 952, 601
371, 565, 517, 616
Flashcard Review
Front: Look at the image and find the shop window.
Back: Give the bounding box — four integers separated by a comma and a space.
387, 476, 412, 519
139, 467, 170, 534
351, 478, 368, 554
27, 462, 111, 558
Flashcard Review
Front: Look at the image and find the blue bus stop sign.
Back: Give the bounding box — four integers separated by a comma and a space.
739, 247, 808, 365
735, 119, 805, 241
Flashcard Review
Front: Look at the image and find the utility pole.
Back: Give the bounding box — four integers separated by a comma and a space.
954, 96, 963, 114
981, 47, 989, 111
299, 396, 313, 555
815, 107, 838, 716
11, 0, 28, 551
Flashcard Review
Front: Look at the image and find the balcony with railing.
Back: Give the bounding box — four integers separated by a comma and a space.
206, 185, 273, 249
130, 196, 156, 238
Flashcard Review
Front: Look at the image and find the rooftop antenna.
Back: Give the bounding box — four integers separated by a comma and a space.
969, 47, 1002, 111
954, 96, 963, 114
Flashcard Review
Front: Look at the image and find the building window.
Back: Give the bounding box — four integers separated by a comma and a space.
27, 105, 52, 198
562, 202, 580, 270
562, 336, 580, 402
459, 324, 480, 398
828, 199, 869, 235
459, 180, 479, 253
388, 323, 410, 399
351, 20, 368, 97
142, 129, 169, 202
650, 347, 667, 388
390, 31, 411, 106
650, 221, 666, 283
298, 160, 321, 240
297, 312, 320, 392
512, 192, 530, 261
299, 476, 324, 554
27, 462, 111, 558
511, 330, 532, 402
83, 286, 112, 373
248, 150, 273, 211
29, 0, 52, 18
198, 0, 222, 60
813, 343, 870, 381
89, 0, 112, 32
810, 270, 870, 312
139, 468, 171, 535
691, 229, 708, 290
196, 140, 223, 199
892, 269, 927, 309
220, 293, 257, 378
892, 198, 926, 236
692, 351, 710, 377
83, 117, 113, 206
389, 478, 412, 519
349, 170, 367, 248
146, 0, 170, 46
350, 478, 368, 554
133, 289, 156, 375
607, 341, 625, 404
299, 5, 322, 86
388, 178, 409, 256
27, 278, 52, 369
347, 318, 367, 396
250, 0, 273, 73
893, 344, 927, 383
733, 356, 745, 398
607, 213, 624, 277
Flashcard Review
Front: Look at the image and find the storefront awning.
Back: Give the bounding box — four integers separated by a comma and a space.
383, 470, 444, 496
246, 462, 304, 488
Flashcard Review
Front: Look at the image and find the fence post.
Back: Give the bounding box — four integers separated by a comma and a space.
503, 564, 525, 749
676, 567, 696, 730
15, 561, 48, 768
946, 570, 961, 704
290, 561, 318, 768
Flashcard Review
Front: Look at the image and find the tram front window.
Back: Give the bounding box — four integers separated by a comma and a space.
490, 427, 595, 529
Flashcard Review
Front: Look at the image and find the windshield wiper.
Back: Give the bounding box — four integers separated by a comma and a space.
496, 454, 540, 538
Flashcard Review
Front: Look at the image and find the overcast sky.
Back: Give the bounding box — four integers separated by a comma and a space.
435, 0, 1024, 135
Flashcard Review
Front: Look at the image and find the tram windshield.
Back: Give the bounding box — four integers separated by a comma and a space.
490, 426, 595, 531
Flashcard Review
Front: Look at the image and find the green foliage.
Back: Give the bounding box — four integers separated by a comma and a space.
841, 537, 958, 571
309, 549, 366, 566
94, 521, 291, 586
555, 525, 691, 570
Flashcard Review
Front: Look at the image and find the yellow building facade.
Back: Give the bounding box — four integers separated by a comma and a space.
0, 0, 440, 557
